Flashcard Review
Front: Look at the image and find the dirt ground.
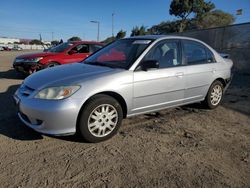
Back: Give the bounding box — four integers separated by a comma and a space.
0, 51, 249, 188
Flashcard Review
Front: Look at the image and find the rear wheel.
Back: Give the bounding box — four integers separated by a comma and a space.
203, 80, 224, 109
78, 94, 123, 142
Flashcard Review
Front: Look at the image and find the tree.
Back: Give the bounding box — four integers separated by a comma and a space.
116, 30, 126, 39
102, 36, 115, 44
102, 30, 127, 44
68, 36, 82, 42
169, 0, 215, 32
149, 21, 180, 34
29, 39, 43, 45
51, 40, 59, 46
195, 10, 235, 29
131, 25, 149, 36
131, 26, 139, 36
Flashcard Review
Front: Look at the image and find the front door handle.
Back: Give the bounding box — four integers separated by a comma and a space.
175, 72, 184, 78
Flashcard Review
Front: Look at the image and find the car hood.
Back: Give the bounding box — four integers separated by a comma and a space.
24, 63, 122, 90
16, 52, 58, 59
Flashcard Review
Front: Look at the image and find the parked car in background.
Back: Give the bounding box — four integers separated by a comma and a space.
12, 46, 23, 51
3, 46, 11, 51
13, 35, 233, 142
13, 41, 104, 74
0, 46, 4, 51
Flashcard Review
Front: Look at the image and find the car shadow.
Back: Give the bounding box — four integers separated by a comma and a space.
47, 134, 87, 143
221, 73, 250, 116
0, 69, 26, 80
0, 84, 43, 140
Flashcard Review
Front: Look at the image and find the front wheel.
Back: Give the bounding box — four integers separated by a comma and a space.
203, 80, 224, 109
78, 94, 123, 142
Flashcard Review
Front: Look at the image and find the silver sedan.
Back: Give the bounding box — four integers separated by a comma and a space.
14, 35, 233, 142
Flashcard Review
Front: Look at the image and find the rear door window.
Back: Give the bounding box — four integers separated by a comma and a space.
207, 49, 216, 63
183, 40, 209, 65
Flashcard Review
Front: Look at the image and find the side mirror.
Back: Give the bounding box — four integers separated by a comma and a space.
68, 50, 77, 55
140, 60, 159, 71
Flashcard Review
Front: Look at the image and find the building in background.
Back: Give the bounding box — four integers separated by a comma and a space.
0, 37, 51, 45
0, 36, 51, 50
0, 37, 20, 44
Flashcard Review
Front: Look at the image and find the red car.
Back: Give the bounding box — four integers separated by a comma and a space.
13, 41, 104, 74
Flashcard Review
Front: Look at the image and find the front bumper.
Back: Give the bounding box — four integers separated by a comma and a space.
13, 92, 83, 136
13, 61, 43, 74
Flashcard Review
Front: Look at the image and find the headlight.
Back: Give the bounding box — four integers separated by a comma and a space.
15, 58, 24, 63
27, 57, 44, 62
15, 57, 44, 63
34, 86, 80, 100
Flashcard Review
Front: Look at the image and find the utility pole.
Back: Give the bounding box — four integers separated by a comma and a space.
52, 32, 54, 41
97, 22, 100, 42
39, 33, 42, 41
112, 13, 115, 37
90, 20, 100, 41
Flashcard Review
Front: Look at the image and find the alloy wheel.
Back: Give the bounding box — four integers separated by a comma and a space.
87, 104, 118, 137
210, 85, 223, 106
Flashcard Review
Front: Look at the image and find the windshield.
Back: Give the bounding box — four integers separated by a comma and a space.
48, 42, 73, 53
84, 39, 153, 69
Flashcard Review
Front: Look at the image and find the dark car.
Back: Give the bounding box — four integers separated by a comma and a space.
3, 46, 11, 51
13, 41, 104, 75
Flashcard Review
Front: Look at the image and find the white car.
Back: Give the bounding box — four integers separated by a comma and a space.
12, 46, 23, 51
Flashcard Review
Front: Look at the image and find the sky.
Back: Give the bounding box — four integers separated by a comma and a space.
0, 0, 249, 41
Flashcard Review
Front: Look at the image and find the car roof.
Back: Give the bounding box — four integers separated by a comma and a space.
126, 35, 200, 41
71, 41, 104, 45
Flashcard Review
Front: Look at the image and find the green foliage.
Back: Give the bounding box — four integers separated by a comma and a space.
130, 26, 149, 36
149, 1, 234, 34
149, 21, 180, 34
102, 36, 115, 44
116, 30, 126, 39
102, 30, 127, 44
169, 0, 215, 32
195, 10, 235, 29
68, 36, 82, 42
29, 39, 43, 45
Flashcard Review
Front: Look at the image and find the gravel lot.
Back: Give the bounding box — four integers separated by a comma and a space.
0, 51, 249, 188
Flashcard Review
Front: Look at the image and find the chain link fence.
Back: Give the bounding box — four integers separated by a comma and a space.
177, 22, 250, 73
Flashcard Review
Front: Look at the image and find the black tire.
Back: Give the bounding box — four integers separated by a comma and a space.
203, 80, 224, 109
45, 62, 59, 68
78, 94, 123, 143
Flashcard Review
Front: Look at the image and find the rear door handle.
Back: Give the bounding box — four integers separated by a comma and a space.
175, 72, 184, 77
